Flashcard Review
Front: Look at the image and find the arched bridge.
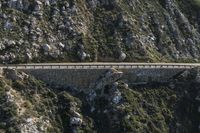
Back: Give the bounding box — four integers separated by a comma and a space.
0, 63, 199, 90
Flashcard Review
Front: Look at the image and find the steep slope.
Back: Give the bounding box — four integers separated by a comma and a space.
0, 68, 199, 133
1, 0, 200, 63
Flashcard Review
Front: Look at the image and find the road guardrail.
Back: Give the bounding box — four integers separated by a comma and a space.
0, 63, 198, 69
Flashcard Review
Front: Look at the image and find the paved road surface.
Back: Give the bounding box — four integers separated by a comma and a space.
0, 63, 200, 69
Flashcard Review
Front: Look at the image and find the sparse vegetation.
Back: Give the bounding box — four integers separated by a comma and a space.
0, 68, 199, 132
0, 0, 200, 63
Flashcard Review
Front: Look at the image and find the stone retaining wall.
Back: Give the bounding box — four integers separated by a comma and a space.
20, 68, 187, 90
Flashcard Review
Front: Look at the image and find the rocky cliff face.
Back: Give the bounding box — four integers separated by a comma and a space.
1, 0, 200, 63
0, 68, 199, 133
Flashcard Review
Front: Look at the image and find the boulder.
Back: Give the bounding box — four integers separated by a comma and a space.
58, 42, 65, 49
119, 52, 126, 61
124, 83, 129, 88
4, 20, 12, 30
78, 51, 87, 61
7, 40, 16, 47
112, 92, 122, 104
42, 44, 52, 52
25, 52, 32, 60
44, 0, 50, 6
70, 117, 82, 126
0, 43, 6, 50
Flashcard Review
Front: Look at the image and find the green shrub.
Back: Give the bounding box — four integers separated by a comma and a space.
193, 0, 200, 6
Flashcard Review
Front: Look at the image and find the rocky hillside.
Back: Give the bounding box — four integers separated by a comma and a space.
1, 0, 200, 63
0, 68, 199, 133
